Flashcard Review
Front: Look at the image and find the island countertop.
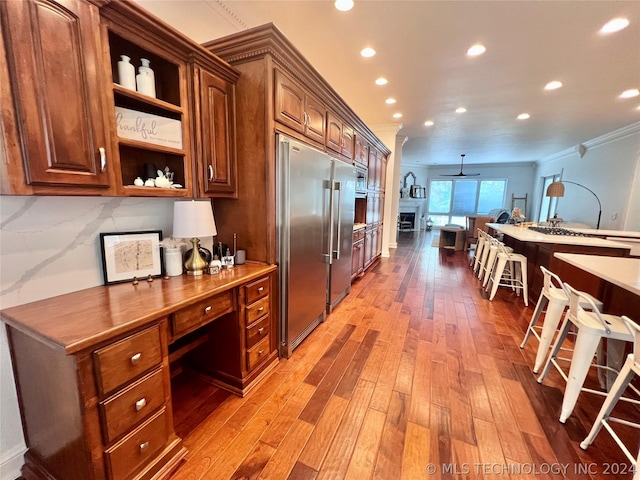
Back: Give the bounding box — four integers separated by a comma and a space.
554, 253, 640, 296
486, 223, 632, 250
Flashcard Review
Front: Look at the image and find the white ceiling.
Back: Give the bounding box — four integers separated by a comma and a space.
135, 0, 640, 167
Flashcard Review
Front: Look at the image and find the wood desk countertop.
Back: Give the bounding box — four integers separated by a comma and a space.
554, 253, 640, 296
0, 262, 277, 355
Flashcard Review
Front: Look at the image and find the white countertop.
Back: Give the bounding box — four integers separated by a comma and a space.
353, 223, 367, 231
554, 253, 640, 296
570, 228, 640, 238
486, 224, 632, 249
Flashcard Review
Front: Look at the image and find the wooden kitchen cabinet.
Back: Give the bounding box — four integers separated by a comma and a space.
191, 61, 239, 197
351, 228, 365, 280
354, 134, 369, 166
326, 111, 354, 161
274, 69, 326, 146
0, 0, 115, 194
2, 263, 278, 480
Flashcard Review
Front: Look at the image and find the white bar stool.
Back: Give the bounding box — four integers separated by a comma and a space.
538, 285, 639, 423
480, 236, 500, 287
581, 316, 640, 471
486, 241, 528, 306
520, 266, 603, 373
471, 229, 488, 272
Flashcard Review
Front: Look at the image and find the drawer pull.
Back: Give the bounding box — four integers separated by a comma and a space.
258, 327, 265, 334
258, 350, 264, 356
139, 441, 149, 453
257, 286, 264, 293
257, 306, 264, 312
130, 353, 142, 365
204, 305, 212, 314
135, 398, 147, 411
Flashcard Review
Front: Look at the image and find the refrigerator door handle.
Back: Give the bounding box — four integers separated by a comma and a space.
325, 179, 334, 264
333, 181, 342, 260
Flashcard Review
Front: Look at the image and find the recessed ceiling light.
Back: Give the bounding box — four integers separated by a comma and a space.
360, 47, 376, 58
393, 113, 403, 119
424, 120, 434, 126
375, 77, 388, 86
385, 98, 396, 104
517, 113, 530, 120
620, 88, 640, 99
600, 18, 629, 34
544, 81, 563, 90
467, 44, 486, 56
456, 107, 467, 113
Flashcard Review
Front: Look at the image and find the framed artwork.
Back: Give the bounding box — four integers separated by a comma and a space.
99, 230, 164, 285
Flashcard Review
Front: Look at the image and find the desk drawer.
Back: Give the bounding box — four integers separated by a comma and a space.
172, 290, 234, 338
94, 326, 162, 396
246, 336, 270, 371
246, 315, 270, 350
244, 277, 269, 304
245, 296, 269, 326
105, 407, 169, 480
99, 368, 166, 443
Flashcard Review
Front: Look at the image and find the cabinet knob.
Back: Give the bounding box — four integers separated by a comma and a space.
139, 441, 149, 453
99, 147, 107, 172
130, 353, 142, 365
135, 398, 147, 411
208, 165, 214, 181
257, 286, 264, 293
258, 327, 264, 334
257, 306, 264, 312
258, 350, 264, 356
204, 305, 212, 314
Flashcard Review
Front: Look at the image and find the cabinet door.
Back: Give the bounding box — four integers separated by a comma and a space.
364, 229, 374, 268
2, 0, 111, 188
274, 69, 305, 133
325, 111, 343, 154
379, 156, 387, 192
341, 123, 354, 160
367, 147, 377, 190
354, 135, 368, 166
304, 94, 326, 144
198, 69, 237, 196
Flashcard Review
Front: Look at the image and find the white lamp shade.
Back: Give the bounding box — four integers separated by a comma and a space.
173, 201, 217, 238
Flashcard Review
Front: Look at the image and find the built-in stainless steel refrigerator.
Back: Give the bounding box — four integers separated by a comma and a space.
277, 135, 355, 358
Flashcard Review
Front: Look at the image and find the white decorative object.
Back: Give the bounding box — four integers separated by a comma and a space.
144, 178, 155, 187
164, 247, 183, 276
115, 106, 183, 149
136, 58, 156, 97
133, 177, 144, 186
117, 55, 136, 90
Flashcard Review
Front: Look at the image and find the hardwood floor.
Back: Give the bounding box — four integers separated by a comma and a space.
170, 231, 639, 480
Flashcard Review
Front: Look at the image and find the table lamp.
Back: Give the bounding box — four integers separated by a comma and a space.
172, 200, 217, 276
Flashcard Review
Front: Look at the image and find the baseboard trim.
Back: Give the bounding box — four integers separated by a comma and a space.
0, 444, 25, 480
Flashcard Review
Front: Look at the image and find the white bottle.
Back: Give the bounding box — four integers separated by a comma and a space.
117, 55, 136, 91
136, 58, 156, 98
164, 248, 183, 276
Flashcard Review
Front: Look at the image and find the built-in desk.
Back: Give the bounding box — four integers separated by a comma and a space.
486, 224, 631, 302
1, 263, 278, 480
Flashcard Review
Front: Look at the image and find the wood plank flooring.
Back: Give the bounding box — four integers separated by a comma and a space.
170, 231, 639, 480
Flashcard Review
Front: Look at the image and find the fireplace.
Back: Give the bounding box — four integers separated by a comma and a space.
399, 212, 415, 230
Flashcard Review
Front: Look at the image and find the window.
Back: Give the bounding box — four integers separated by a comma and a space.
428, 178, 506, 225
538, 174, 560, 222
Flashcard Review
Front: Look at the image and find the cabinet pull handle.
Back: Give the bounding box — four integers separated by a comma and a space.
257, 286, 264, 293
257, 306, 264, 312
130, 353, 142, 365
139, 441, 149, 452
258, 327, 264, 334
135, 398, 147, 411
204, 305, 212, 314
208, 165, 214, 181
99, 147, 107, 172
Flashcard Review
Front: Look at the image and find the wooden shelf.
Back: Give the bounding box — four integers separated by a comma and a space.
122, 185, 188, 197
113, 84, 183, 114
117, 137, 186, 156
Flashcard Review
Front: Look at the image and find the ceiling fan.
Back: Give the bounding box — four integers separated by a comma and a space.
440, 154, 480, 176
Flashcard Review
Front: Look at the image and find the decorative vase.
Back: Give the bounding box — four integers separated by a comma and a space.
164, 248, 183, 276
117, 55, 136, 91
136, 58, 156, 98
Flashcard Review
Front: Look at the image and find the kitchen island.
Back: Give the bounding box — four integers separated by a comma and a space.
486, 224, 631, 301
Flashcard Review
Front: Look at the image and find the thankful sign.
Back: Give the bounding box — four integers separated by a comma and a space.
115, 107, 183, 150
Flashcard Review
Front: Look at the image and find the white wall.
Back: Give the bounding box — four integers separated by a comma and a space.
400, 162, 537, 218
0, 196, 175, 480
533, 125, 640, 230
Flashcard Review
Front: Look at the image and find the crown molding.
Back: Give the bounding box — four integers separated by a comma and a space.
205, 0, 247, 30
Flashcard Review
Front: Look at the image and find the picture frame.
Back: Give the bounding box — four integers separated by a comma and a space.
99, 230, 164, 285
